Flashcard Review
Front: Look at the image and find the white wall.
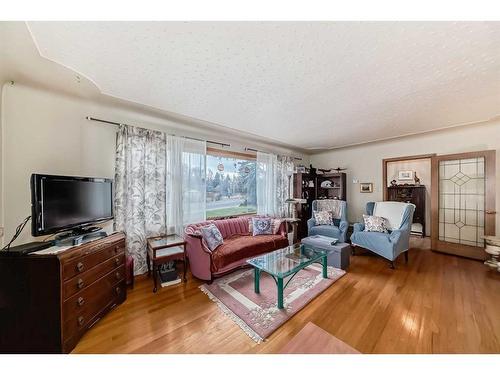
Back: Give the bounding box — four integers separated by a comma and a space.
311, 120, 500, 236
2, 84, 117, 244
386, 158, 431, 235
0, 83, 307, 246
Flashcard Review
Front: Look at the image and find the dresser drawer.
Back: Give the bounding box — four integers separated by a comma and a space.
62, 244, 124, 281
62, 280, 126, 348
63, 254, 125, 299
63, 265, 125, 319
59, 234, 125, 262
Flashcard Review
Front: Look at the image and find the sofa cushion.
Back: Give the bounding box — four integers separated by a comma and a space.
211, 234, 289, 271
213, 216, 252, 239
308, 225, 341, 239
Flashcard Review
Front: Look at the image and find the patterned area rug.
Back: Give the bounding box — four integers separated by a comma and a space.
200, 265, 346, 343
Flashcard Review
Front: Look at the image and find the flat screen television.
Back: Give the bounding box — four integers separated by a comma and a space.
31, 174, 113, 236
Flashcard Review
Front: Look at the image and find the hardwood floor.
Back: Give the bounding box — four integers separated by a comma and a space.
73, 238, 500, 354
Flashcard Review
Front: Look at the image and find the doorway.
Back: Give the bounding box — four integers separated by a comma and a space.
383, 154, 435, 237
431, 150, 496, 260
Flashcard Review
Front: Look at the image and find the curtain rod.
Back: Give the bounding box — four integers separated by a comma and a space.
86, 116, 230, 148
245, 147, 302, 161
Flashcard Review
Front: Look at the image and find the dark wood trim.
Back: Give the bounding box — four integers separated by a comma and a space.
430, 150, 496, 260
383, 153, 436, 163
207, 147, 255, 161
382, 154, 436, 201
431, 155, 439, 251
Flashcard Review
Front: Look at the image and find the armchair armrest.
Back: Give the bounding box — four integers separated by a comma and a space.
184, 233, 212, 254
184, 232, 212, 281
353, 222, 365, 232
338, 220, 349, 242
307, 218, 316, 231
389, 229, 403, 243
339, 220, 348, 232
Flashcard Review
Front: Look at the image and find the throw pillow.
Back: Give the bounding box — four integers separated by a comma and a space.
271, 218, 283, 234
249, 217, 283, 234
252, 217, 273, 236
313, 210, 333, 226
200, 224, 224, 251
363, 214, 389, 233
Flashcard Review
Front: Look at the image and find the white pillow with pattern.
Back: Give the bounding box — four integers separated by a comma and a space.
313, 210, 334, 226
363, 214, 389, 233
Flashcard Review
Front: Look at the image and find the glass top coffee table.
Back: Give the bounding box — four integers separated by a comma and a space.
246, 243, 328, 309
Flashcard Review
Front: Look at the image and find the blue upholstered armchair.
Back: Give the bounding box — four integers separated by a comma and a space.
307, 200, 348, 242
350, 201, 415, 268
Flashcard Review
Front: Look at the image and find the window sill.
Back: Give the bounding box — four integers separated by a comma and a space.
207, 212, 257, 221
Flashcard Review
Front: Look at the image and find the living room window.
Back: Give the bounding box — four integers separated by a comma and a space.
206, 148, 257, 218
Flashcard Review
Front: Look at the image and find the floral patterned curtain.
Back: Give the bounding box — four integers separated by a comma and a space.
277, 155, 295, 218
114, 125, 167, 275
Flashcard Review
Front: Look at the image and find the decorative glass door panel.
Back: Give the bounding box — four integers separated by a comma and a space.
438, 158, 485, 247
431, 151, 496, 260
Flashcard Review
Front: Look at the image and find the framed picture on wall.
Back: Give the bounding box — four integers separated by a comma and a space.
398, 170, 414, 180
360, 182, 373, 193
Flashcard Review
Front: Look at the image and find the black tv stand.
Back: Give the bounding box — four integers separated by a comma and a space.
54, 226, 108, 246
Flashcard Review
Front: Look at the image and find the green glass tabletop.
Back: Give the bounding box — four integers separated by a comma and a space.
246, 243, 326, 278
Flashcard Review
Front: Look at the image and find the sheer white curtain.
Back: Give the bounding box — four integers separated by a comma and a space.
256, 151, 278, 216
256, 152, 295, 218
166, 136, 206, 235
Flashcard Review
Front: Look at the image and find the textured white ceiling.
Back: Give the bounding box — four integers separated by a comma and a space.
27, 22, 500, 150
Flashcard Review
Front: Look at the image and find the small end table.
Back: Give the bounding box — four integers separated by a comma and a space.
146, 234, 187, 293
283, 217, 301, 244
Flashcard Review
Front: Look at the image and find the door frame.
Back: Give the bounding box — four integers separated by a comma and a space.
382, 154, 436, 201
430, 150, 496, 260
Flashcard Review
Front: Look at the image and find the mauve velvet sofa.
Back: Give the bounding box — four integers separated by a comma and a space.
184, 216, 289, 281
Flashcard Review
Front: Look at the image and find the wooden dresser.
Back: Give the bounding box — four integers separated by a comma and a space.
387, 185, 426, 237
0, 232, 126, 353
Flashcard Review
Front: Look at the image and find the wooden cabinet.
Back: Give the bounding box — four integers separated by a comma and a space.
387, 185, 426, 237
316, 173, 347, 201
294, 170, 347, 240
0, 232, 126, 353
293, 172, 316, 240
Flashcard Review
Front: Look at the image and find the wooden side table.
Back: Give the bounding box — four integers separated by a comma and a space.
283, 217, 300, 244
146, 234, 187, 293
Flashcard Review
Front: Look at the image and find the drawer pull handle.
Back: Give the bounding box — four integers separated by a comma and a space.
115, 272, 121, 280
115, 245, 120, 253
77, 278, 84, 289
115, 286, 121, 295
115, 258, 120, 266
76, 262, 84, 272
78, 316, 85, 326
77, 297, 85, 306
